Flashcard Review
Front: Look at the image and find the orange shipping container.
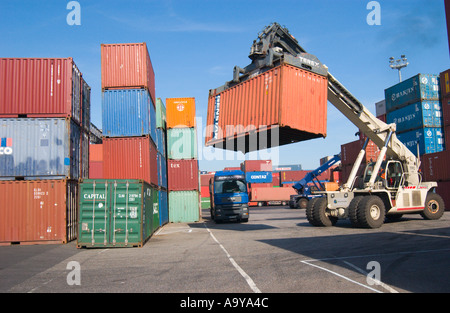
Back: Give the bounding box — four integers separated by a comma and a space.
250, 187, 297, 202
205, 64, 328, 152
0, 180, 79, 245
166, 97, 196, 128
101, 43, 156, 104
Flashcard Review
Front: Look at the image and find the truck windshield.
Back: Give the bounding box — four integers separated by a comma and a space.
214, 179, 247, 194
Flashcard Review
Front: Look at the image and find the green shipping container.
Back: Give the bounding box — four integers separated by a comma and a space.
156, 98, 167, 129
201, 197, 211, 209
169, 191, 200, 223
167, 128, 198, 159
151, 186, 160, 231
77, 179, 156, 248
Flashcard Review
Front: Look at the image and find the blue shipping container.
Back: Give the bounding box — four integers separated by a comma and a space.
155, 128, 166, 157
157, 152, 168, 189
159, 189, 168, 226
0, 118, 82, 179
384, 74, 440, 112
387, 100, 442, 133
102, 89, 156, 143
245, 171, 273, 183
397, 127, 444, 155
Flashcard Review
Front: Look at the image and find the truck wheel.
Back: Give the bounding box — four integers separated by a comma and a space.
311, 198, 338, 227
306, 198, 320, 226
421, 193, 445, 220
297, 198, 309, 210
348, 196, 364, 227
357, 196, 385, 228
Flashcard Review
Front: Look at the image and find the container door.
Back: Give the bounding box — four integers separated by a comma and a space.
110, 181, 143, 246
78, 181, 110, 247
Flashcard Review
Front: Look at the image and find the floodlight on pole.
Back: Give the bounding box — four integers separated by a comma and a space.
389, 55, 409, 82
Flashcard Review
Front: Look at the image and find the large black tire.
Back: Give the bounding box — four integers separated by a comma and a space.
420, 193, 445, 220
306, 198, 321, 226
348, 196, 364, 227
311, 197, 338, 227
297, 198, 309, 210
357, 195, 385, 229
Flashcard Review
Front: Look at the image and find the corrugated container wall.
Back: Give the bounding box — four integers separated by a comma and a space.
0, 118, 83, 179
0, 58, 82, 124
155, 98, 167, 129
440, 69, 450, 98
397, 127, 444, 155
384, 74, 440, 112
250, 187, 296, 202
102, 136, 158, 187
159, 189, 168, 226
167, 128, 198, 159
242, 160, 272, 172
102, 88, 156, 142
101, 43, 156, 104
157, 152, 168, 189
168, 190, 200, 223
386, 100, 442, 133
166, 97, 196, 128
167, 159, 199, 191
0, 180, 79, 245
421, 149, 450, 181
81, 77, 91, 132
205, 64, 328, 152
77, 179, 154, 248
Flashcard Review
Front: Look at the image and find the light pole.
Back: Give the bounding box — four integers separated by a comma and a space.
389, 55, 409, 82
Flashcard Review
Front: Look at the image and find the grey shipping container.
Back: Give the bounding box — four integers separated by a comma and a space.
0, 118, 84, 179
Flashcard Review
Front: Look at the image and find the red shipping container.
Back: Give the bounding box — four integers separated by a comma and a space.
89, 144, 103, 162
167, 159, 199, 191
442, 95, 450, 127
242, 160, 273, 172
0, 58, 82, 123
200, 173, 214, 186
102, 136, 158, 187
341, 139, 381, 166
89, 161, 103, 179
0, 180, 78, 245
223, 167, 241, 171
440, 69, 450, 98
250, 187, 297, 202
205, 64, 328, 152
201, 185, 210, 198
280, 170, 308, 183
272, 172, 280, 187
435, 180, 450, 211
101, 43, 156, 105
421, 149, 450, 182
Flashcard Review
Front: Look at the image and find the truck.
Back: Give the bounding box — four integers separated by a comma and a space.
209, 170, 249, 223
289, 153, 341, 209
210, 22, 445, 228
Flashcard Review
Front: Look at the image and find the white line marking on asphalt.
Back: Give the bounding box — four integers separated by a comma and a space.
341, 260, 399, 293
204, 224, 261, 293
301, 260, 383, 293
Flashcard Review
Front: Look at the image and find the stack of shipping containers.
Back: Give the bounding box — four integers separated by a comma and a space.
0, 57, 90, 245
385, 74, 444, 156
166, 97, 201, 222
421, 69, 450, 208
155, 98, 169, 227
77, 43, 160, 248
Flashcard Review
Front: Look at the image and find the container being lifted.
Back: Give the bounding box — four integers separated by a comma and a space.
205, 23, 328, 153
206, 23, 445, 228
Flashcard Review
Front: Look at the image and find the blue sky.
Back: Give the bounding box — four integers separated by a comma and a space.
1, 0, 448, 171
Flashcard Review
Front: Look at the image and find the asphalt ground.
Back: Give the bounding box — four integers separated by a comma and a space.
1, 206, 450, 299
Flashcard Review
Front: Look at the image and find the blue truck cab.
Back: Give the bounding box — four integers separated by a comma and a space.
209, 170, 249, 223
